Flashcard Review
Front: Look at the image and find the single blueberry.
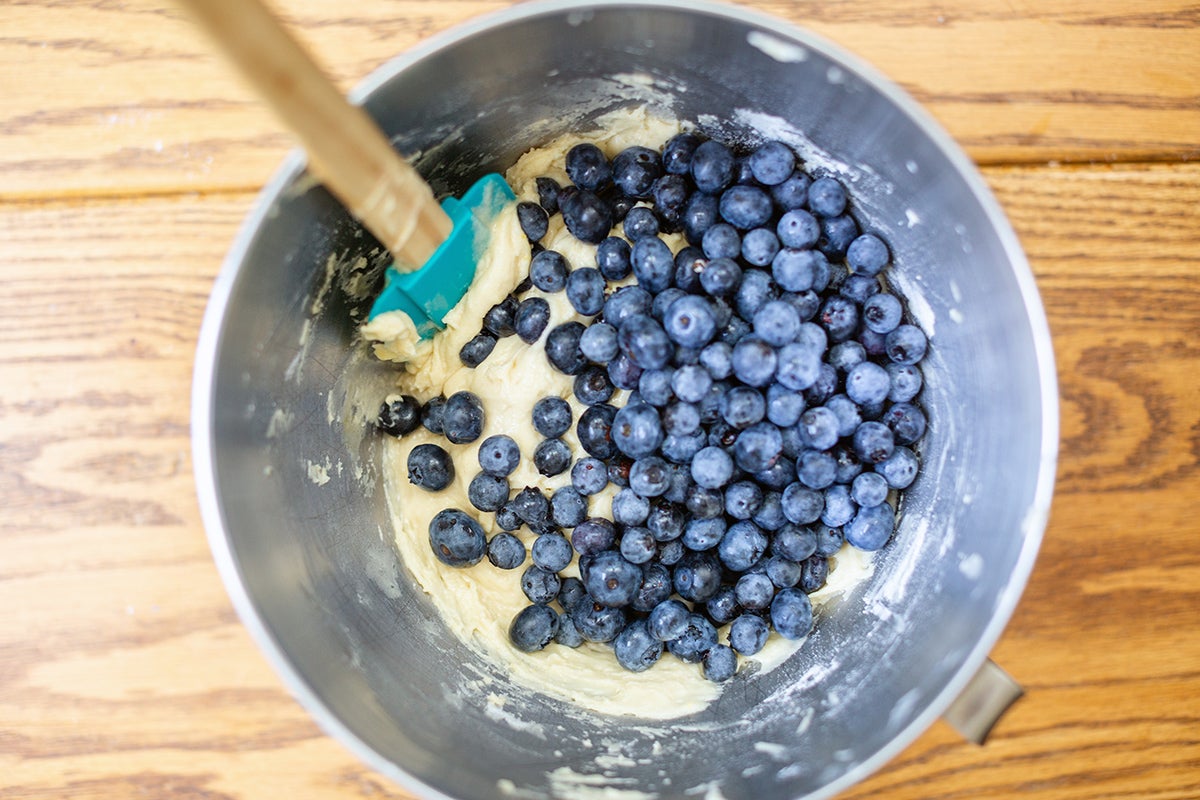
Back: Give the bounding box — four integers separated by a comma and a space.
612, 146, 662, 198
777, 209, 821, 249
468, 472, 509, 512
805, 363, 839, 406
814, 523, 845, 556
532, 532, 573, 573
690, 139, 736, 194
847, 233, 890, 276
584, 550, 642, 608
887, 363, 923, 403
638, 368, 675, 407
529, 249, 569, 293
673, 245, 706, 292
851, 471, 890, 507
579, 322, 619, 364
487, 532, 526, 570
570, 600, 627, 643
770, 588, 814, 639
618, 314, 672, 370
702, 222, 741, 260
876, 446, 919, 489
544, 321, 589, 375
674, 541, 724, 600
733, 421, 783, 473
611, 488, 650, 526
766, 555, 803, 588
494, 502, 522, 532
663, 295, 718, 349
749, 140, 796, 186
853, 420, 895, 464
629, 456, 671, 498
671, 364, 713, 404
683, 191, 721, 246
565, 143, 611, 190
818, 213, 858, 260
560, 188, 613, 244
596, 236, 632, 281
535, 176, 561, 214
570, 457, 608, 497
781, 483, 825, 525
611, 402, 664, 459
753, 300, 802, 347
558, 576, 587, 611
509, 603, 559, 652
614, 619, 664, 672
686, 484, 725, 520
800, 554, 829, 593
652, 173, 690, 229
428, 508, 486, 567
825, 394, 864, 438
407, 443, 454, 491
619, 527, 657, 565
705, 585, 741, 625
840, 274, 881, 305
734, 270, 777, 321
531, 396, 572, 439
820, 294, 859, 342
724, 480, 764, 520
821, 483, 857, 528
845, 502, 895, 551
648, 598, 691, 641
420, 396, 447, 435
691, 445, 734, 489
554, 615, 584, 648
550, 485, 588, 528
477, 434, 520, 476
571, 517, 617, 556
662, 132, 702, 174
700, 341, 734, 379
623, 205, 660, 240
719, 184, 773, 230
577, 403, 618, 459
607, 352, 643, 391
516, 201, 549, 242
796, 447, 838, 489
846, 361, 892, 407
630, 236, 674, 294
662, 400, 702, 436
533, 438, 572, 477
667, 613, 719, 663
514, 296, 551, 344
377, 395, 421, 437
603, 285, 653, 328
883, 402, 927, 445
828, 341, 867, 374
766, 383, 805, 428
729, 614, 770, 655
521, 565, 561, 604
807, 176, 848, 217
458, 332, 497, 368
632, 563, 673, 613
731, 337, 778, 387
735, 572, 775, 611
885, 324, 928, 366
482, 295, 519, 338
863, 292, 903, 334
775, 342, 820, 394
565, 267, 607, 317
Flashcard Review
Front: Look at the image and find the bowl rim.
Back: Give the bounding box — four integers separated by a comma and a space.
191, 1, 1060, 798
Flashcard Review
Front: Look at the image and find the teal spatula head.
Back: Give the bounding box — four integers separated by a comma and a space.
367, 173, 515, 337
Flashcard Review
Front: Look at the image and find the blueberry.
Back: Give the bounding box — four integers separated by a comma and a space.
558, 576, 587, 611
785, 289, 822, 323
428, 508, 486, 567
685, 484, 725, 520
828, 341, 867, 374
544, 321, 588, 375
521, 565, 561, 604
796, 447, 838, 489
673, 550, 723, 605
468, 472, 509, 512
705, 585, 740, 625
377, 395, 421, 437
807, 176, 848, 217
628, 456, 669, 498
662, 132, 702, 174
612, 146, 662, 198
652, 171, 690, 224
477, 434, 520, 476
747, 140, 796, 186
719, 184, 773, 230
729, 614, 770, 655
560, 188, 613, 244
845, 361, 891, 407
733, 421, 783, 473
565, 143, 611, 190
603, 285, 653, 329
663, 295, 718, 349
638, 368, 675, 407
662, 401, 701, 436
531, 531, 573, 573
740, 227, 780, 268
683, 191, 721, 245
647, 599, 689, 642
482, 295, 519, 338
535, 176, 561, 214
531, 396, 572, 439
885, 324, 928, 365
667, 613, 719, 663
584, 550, 641, 607
876, 446, 919, 489
732, 272, 774, 323
735, 572, 775, 611
509, 603, 559, 652
672, 246, 706, 292
605, 353, 641, 392
578, 323, 618, 365
571, 516, 616, 556
407, 443, 454, 491
770, 588, 814, 639
724, 480, 763, 520
851, 471, 889, 507
527, 251, 568, 295
511, 486, 550, 528
570, 600, 627, 643
847, 233, 890, 276
765, 384, 805, 428
845, 501, 895, 551
611, 488, 650, 527
717, 520, 766, 572
487, 532, 526, 569
564, 458, 604, 498
577, 403, 617, 459
494, 502, 522, 532
754, 492, 787, 529
622, 205, 660, 240
820, 294, 859, 342
593, 237, 631, 282
702, 222, 741, 260
853, 420, 895, 464
671, 364, 712, 404
690, 139, 735, 194
887, 363, 923, 403
612, 619, 664, 672
777, 209, 820, 249
821, 483, 857, 528
883, 402, 927, 445
833, 442, 865, 484
421, 395, 446, 434
814, 523, 845, 556
458, 332, 497, 368
513, 296, 551, 344
752, 299, 801, 347
555, 615, 584, 648
550, 486, 588, 528
800, 554, 829, 593
805, 362, 839, 406
564, 267, 606, 317
618, 314, 672, 370
781, 482, 825, 525
766, 555, 803, 588
517, 201, 549, 242
825, 394, 864, 438
631, 236, 674, 294
532, 438, 571, 477
619, 527, 657, 565
610, 402, 664, 459
818, 213, 858, 260
731, 337, 778, 387
840, 274, 881, 305
691, 445, 734, 489
700, 341, 734, 379
859, 294, 901, 336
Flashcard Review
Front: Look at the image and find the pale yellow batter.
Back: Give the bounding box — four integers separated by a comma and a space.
362, 110, 873, 719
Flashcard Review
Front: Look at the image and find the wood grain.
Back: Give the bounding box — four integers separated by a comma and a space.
2, 0, 1199, 798
0, 0, 1197, 200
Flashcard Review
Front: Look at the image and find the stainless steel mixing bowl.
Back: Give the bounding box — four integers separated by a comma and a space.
192, 1, 1058, 798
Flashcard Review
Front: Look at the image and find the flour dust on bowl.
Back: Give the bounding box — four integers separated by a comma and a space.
191, 2, 1058, 798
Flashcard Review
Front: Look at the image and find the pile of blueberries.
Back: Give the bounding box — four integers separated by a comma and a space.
378, 133, 928, 683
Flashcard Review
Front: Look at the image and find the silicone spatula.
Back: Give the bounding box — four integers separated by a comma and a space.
178, 0, 514, 338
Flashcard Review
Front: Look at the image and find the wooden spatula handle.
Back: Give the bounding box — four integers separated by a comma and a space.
177, 0, 452, 269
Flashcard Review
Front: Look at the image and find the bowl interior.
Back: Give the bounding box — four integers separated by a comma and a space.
195, 4, 1056, 799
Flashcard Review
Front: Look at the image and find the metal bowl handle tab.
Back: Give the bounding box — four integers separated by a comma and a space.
941, 659, 1024, 744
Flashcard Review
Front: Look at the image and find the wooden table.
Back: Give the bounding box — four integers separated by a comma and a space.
2, 1, 1197, 797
